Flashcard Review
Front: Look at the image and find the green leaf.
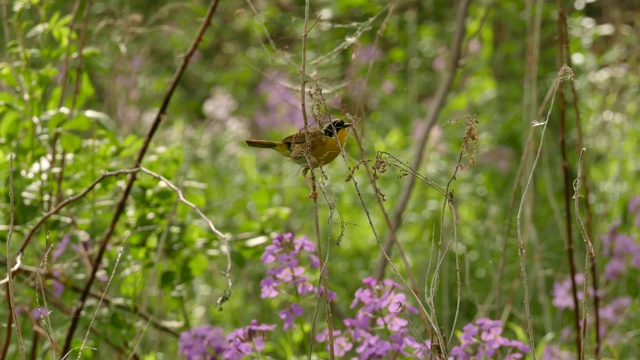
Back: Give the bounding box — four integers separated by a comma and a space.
62, 114, 92, 131
45, 110, 67, 133
26, 23, 48, 38
0, 91, 19, 105
188, 253, 208, 277
59, 131, 83, 152
0, 110, 20, 141
160, 270, 176, 288
81, 47, 101, 57
84, 109, 116, 133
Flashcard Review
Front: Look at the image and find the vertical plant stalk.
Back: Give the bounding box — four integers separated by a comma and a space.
298, 2, 335, 358
556, 5, 582, 357
560, 12, 600, 357
517, 67, 572, 359
4, 154, 26, 360
373, 0, 470, 281
573, 148, 594, 360
34, 239, 58, 359
60, 0, 222, 355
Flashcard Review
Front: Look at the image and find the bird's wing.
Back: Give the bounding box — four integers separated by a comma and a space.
281, 130, 323, 145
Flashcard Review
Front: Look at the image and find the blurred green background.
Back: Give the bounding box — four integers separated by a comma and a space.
1, 0, 639, 358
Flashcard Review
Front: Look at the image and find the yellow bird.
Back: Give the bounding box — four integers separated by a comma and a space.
244, 120, 352, 198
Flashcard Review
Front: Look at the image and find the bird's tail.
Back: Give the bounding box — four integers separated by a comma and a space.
244, 140, 280, 148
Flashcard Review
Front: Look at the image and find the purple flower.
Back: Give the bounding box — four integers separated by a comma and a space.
362, 277, 377, 287
601, 204, 640, 276
476, 318, 502, 330
551, 274, 585, 309
599, 296, 631, 323
351, 287, 374, 309
260, 276, 279, 299
178, 325, 226, 360
315, 329, 340, 342
355, 334, 392, 359
309, 254, 320, 268
450, 318, 531, 360
316, 330, 354, 356
505, 353, 524, 360
31, 307, 50, 320
52, 269, 64, 297
293, 236, 315, 253
225, 320, 275, 359
612, 233, 638, 255
254, 72, 305, 130
508, 339, 531, 353
260, 233, 320, 302
604, 257, 625, 280
406, 337, 431, 359
334, 336, 353, 356
356, 45, 382, 63
317, 278, 421, 358
541, 344, 574, 360
279, 302, 304, 330
316, 286, 337, 301
53, 233, 71, 260
377, 313, 408, 332
225, 334, 252, 360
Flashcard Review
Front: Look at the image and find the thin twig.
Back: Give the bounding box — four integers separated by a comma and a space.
139, 167, 227, 239
77, 229, 133, 359
60, 0, 222, 354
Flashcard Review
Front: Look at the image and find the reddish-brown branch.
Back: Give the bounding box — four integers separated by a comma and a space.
60, 0, 222, 355
2, 283, 14, 360
556, 4, 582, 358
561, 14, 600, 358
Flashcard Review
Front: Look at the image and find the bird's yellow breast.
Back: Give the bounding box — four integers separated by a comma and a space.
289, 127, 349, 169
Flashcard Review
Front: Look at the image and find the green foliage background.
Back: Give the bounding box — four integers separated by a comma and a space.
1, 0, 639, 358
